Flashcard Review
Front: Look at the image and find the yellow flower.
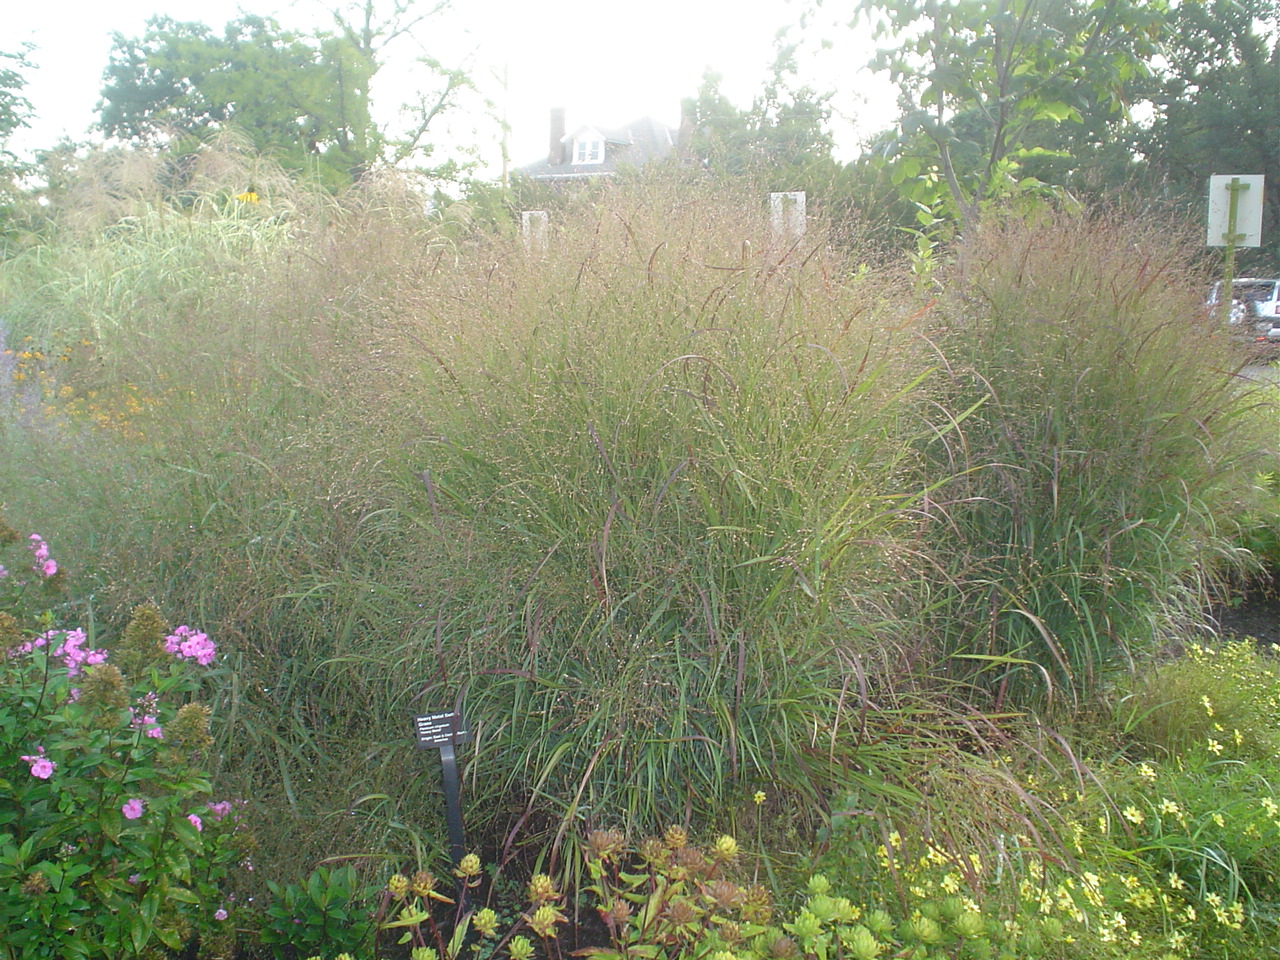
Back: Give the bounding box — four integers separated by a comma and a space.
1137, 762, 1157, 781
1213, 813, 1226, 827
234, 189, 260, 204
455, 853, 482, 878
1202, 695, 1214, 717
1207, 738, 1223, 755
1157, 798, 1180, 815
753, 790, 766, 805
1122, 805, 1145, 826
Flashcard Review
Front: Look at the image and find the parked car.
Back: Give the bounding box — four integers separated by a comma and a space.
1206, 278, 1280, 332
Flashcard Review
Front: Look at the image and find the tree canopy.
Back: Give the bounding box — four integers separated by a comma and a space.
97, 2, 470, 187
681, 52, 835, 179
0, 44, 35, 231
851, 0, 1169, 234
99, 15, 378, 185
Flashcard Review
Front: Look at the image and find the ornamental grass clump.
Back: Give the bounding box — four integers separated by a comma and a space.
919, 209, 1271, 704
361, 176, 941, 859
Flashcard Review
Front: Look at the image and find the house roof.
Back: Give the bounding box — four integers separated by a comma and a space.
518, 116, 676, 180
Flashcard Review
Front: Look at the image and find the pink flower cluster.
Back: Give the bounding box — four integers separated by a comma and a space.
130, 709, 164, 739
51, 629, 109, 679
208, 800, 235, 821
10, 628, 109, 678
27, 534, 57, 578
20, 746, 55, 779
164, 625, 217, 666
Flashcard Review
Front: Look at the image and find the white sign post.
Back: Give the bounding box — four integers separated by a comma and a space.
521, 210, 549, 254
769, 192, 806, 241
1207, 175, 1265, 323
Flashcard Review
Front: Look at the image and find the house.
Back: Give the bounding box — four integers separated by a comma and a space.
517, 108, 678, 181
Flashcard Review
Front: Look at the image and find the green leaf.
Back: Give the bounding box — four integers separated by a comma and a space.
99, 807, 122, 844
1032, 100, 1080, 122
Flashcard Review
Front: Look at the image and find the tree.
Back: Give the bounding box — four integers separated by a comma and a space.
850, 0, 1170, 234
682, 52, 835, 179
323, 0, 473, 165
1135, 0, 1279, 271
0, 44, 35, 232
99, 15, 378, 184
98, 3, 471, 186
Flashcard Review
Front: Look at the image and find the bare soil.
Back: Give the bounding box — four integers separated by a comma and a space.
1207, 582, 1280, 647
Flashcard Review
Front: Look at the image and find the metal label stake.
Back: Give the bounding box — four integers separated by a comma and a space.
414, 710, 472, 868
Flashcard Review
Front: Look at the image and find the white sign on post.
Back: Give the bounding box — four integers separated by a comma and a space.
769, 192, 806, 240
1207, 175, 1264, 247
521, 210, 549, 253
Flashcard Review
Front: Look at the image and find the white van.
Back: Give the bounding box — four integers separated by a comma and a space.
1207, 278, 1280, 332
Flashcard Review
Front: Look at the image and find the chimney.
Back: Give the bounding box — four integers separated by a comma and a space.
549, 107, 566, 165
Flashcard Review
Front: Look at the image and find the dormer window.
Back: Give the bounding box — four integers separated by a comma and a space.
574, 137, 604, 164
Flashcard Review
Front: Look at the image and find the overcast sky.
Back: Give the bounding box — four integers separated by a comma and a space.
7, 0, 896, 175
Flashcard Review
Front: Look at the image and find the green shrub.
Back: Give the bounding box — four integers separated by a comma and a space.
259, 864, 380, 959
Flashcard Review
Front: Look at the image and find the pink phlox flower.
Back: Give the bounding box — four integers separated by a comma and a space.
121, 798, 145, 820
0, 564, 7, 578
208, 800, 234, 821
187, 813, 203, 832
7, 632, 49, 659
166, 625, 217, 666
214, 907, 228, 921
50, 628, 108, 678
131, 708, 164, 738
27, 536, 56, 577
20, 746, 55, 779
